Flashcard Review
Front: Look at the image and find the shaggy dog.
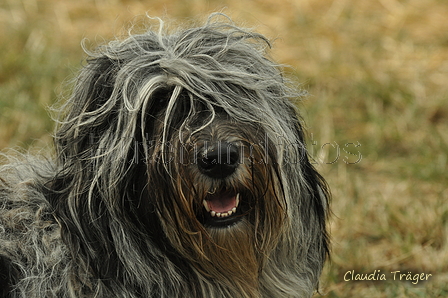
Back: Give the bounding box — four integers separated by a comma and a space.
0, 14, 330, 298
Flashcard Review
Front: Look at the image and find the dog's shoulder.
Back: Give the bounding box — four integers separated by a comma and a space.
0, 158, 66, 296
0, 158, 55, 231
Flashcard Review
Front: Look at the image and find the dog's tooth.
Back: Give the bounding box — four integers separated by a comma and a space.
235, 193, 240, 207
232, 207, 237, 213
222, 212, 228, 217
227, 210, 233, 216
203, 200, 210, 212
210, 211, 216, 217
216, 212, 221, 217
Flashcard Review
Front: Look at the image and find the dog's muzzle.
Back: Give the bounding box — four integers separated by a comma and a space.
197, 142, 245, 227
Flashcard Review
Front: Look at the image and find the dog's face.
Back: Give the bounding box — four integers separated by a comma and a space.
139, 86, 293, 288
50, 16, 329, 297
147, 98, 286, 229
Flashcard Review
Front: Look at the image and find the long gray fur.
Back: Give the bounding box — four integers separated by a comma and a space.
0, 14, 330, 298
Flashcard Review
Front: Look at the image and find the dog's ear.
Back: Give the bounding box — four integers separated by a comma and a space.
288, 104, 331, 259
294, 110, 330, 216
48, 54, 149, 280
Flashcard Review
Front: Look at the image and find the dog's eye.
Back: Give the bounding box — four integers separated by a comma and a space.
155, 97, 166, 108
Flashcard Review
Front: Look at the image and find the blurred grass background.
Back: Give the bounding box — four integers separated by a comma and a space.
0, 0, 447, 297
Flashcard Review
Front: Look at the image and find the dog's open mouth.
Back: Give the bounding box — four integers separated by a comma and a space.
200, 191, 244, 227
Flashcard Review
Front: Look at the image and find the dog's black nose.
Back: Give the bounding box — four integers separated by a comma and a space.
197, 142, 239, 179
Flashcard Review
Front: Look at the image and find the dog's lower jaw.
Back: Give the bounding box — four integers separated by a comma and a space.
202, 213, 243, 228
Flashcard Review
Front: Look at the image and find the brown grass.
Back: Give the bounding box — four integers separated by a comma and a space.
1, 0, 447, 296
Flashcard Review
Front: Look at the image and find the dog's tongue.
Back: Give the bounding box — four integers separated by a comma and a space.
206, 192, 237, 213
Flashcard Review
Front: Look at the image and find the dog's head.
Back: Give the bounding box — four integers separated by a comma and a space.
49, 14, 330, 297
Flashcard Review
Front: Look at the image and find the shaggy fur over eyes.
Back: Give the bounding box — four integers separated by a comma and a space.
0, 13, 330, 298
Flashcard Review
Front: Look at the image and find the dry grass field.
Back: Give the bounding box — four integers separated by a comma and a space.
1, 0, 447, 297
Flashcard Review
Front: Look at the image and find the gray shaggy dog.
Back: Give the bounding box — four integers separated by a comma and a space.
0, 14, 330, 298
